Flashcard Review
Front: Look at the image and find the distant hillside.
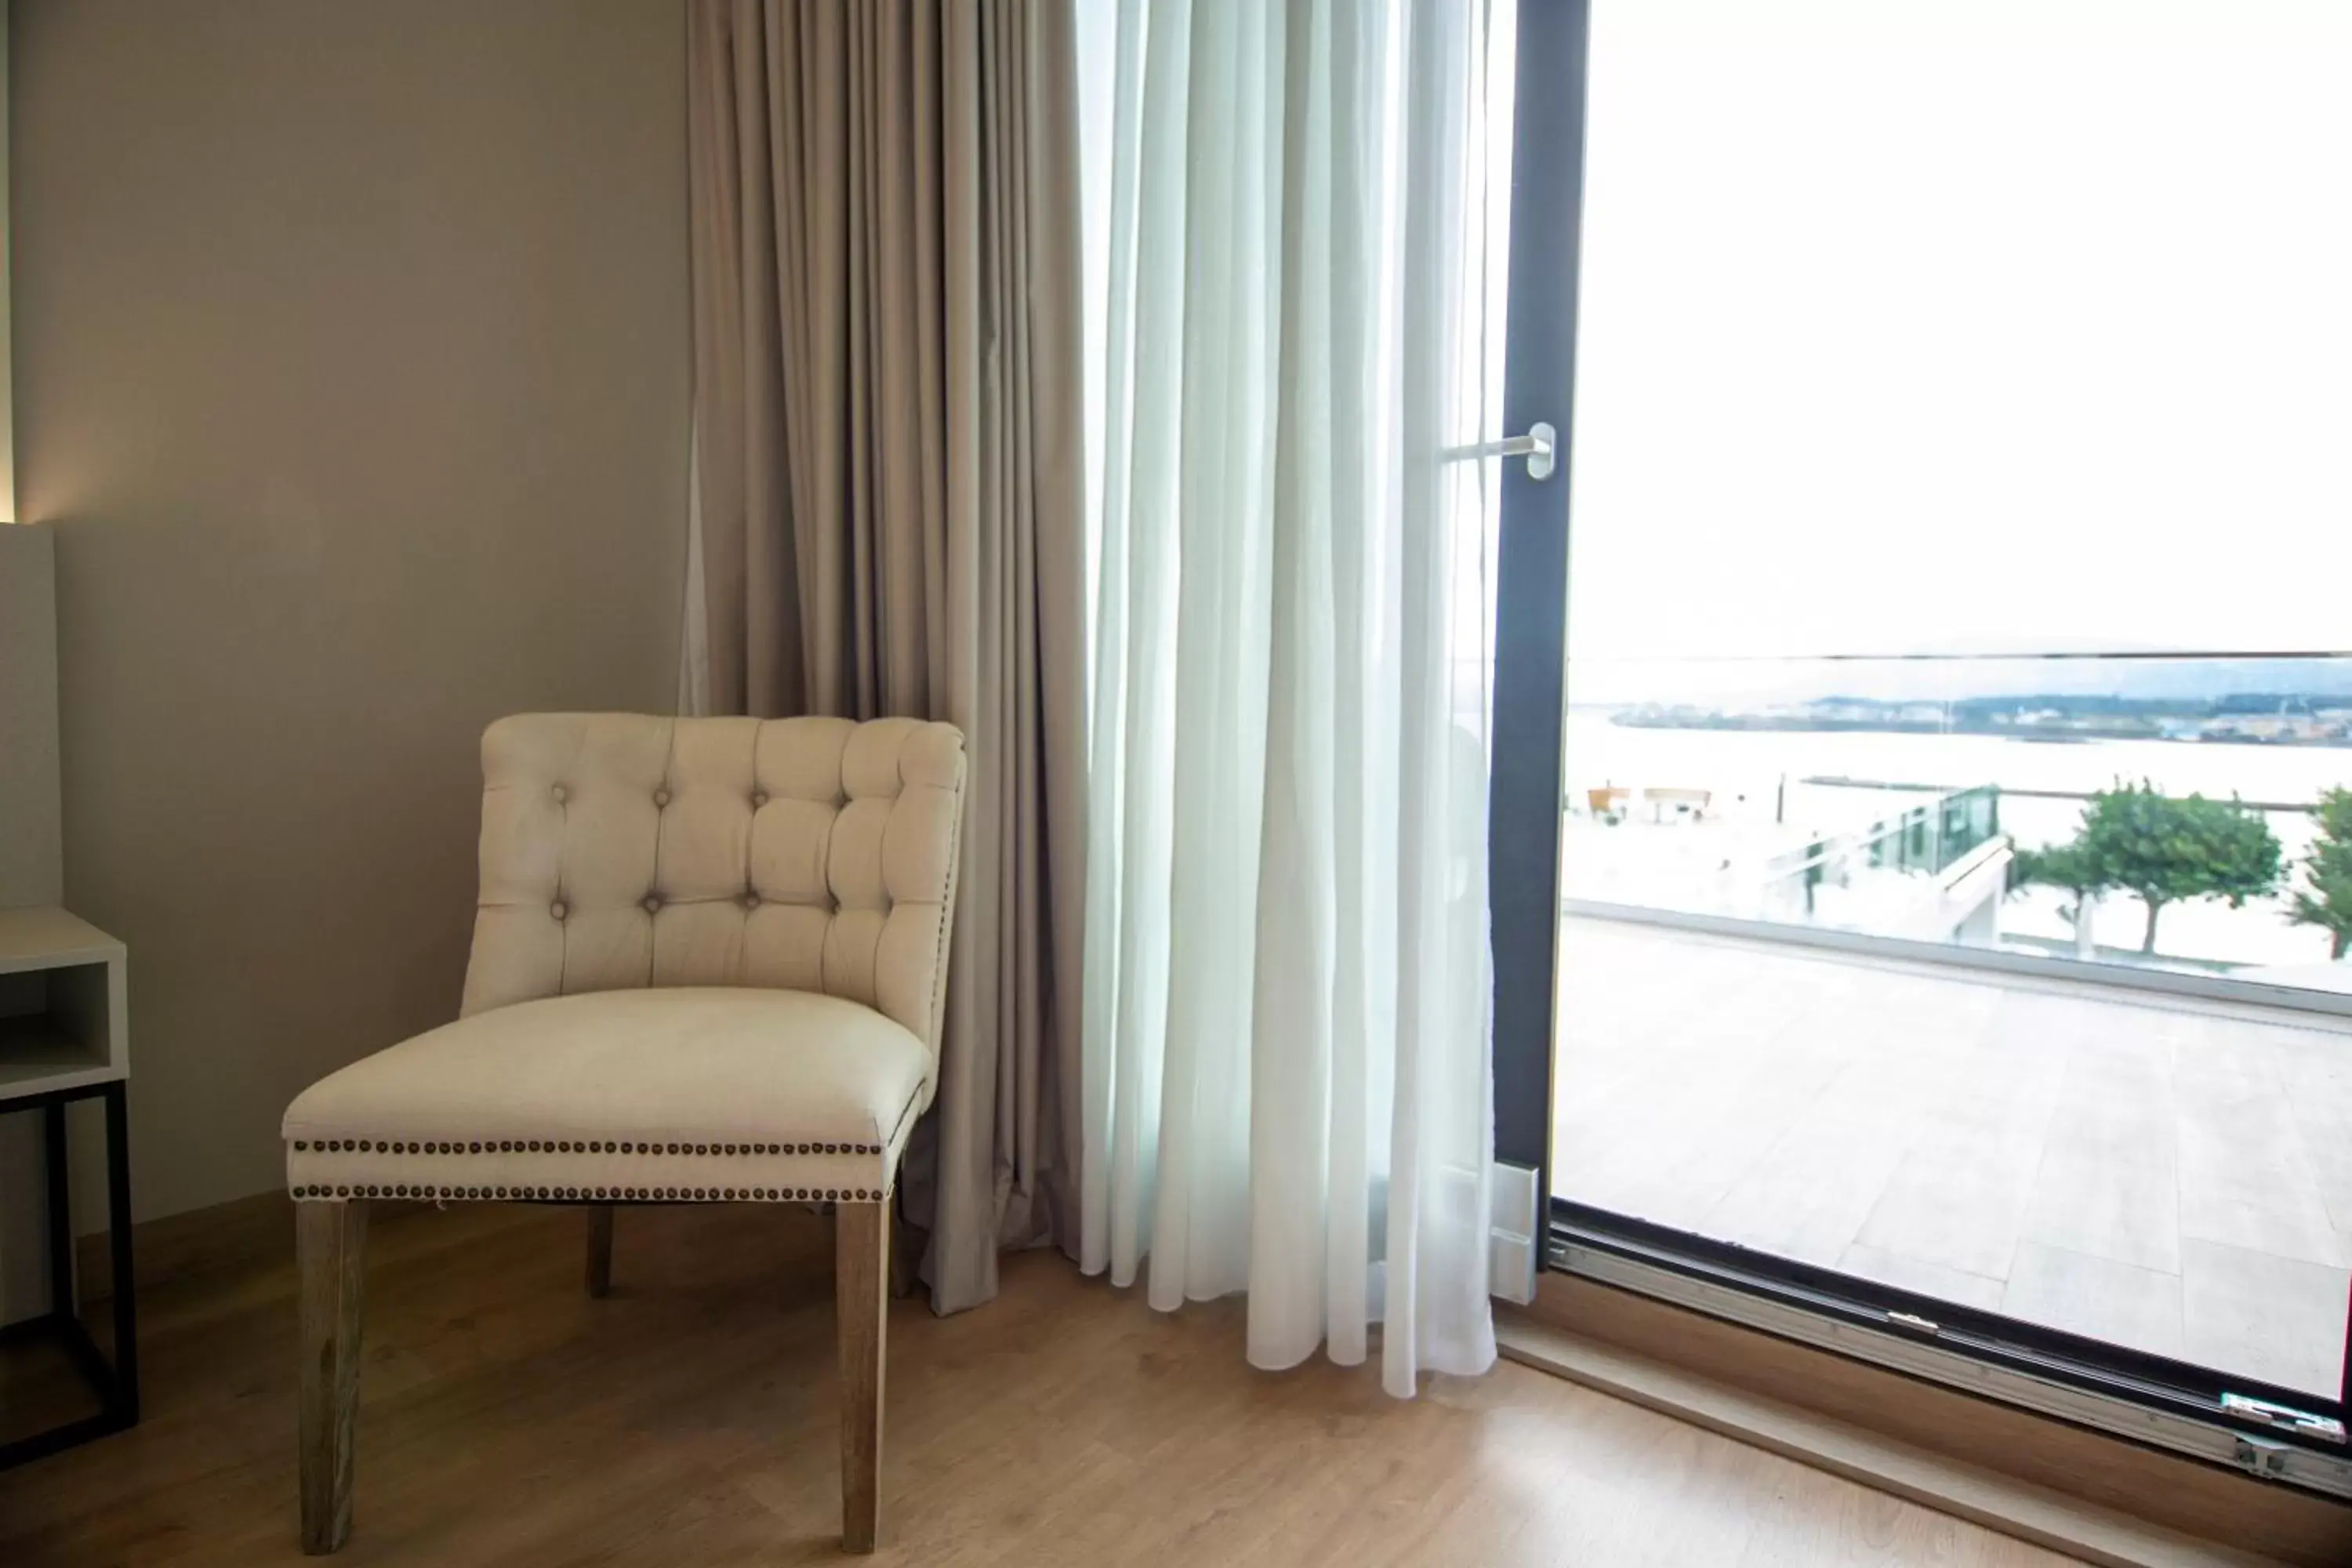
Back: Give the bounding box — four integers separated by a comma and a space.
1570, 655, 2352, 710
1610, 688, 2352, 746
1817, 691, 2347, 719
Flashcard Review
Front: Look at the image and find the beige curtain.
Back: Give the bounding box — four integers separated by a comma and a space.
685, 0, 1086, 1313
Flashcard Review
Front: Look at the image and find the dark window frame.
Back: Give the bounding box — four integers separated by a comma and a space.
1488, 0, 2351, 1475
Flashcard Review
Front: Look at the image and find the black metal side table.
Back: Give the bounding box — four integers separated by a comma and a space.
0, 908, 137, 1469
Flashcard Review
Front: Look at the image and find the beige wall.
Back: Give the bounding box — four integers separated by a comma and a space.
10, 0, 690, 1226
0, 527, 61, 909
2, 7, 15, 520
0, 525, 64, 1323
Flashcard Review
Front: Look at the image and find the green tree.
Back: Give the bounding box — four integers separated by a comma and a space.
2009, 840, 2106, 900
2009, 840, 2113, 955
2060, 781, 2283, 955
2288, 786, 2352, 960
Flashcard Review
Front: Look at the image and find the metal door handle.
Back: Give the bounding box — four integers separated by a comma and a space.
1440, 420, 1555, 480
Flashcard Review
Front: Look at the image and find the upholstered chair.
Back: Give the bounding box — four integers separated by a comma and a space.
282, 713, 967, 1555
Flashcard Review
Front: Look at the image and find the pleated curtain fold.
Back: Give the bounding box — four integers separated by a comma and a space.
683, 0, 1087, 1315
1078, 0, 1501, 1395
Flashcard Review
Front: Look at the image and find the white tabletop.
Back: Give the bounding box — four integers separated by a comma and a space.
0, 905, 125, 973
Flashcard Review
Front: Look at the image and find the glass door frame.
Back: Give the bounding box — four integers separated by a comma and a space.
1486, 0, 2352, 1497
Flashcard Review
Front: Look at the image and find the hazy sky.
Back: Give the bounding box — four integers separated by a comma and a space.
1564, 0, 2352, 667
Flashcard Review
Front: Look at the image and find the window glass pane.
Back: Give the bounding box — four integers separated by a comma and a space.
1555, 0, 2352, 1400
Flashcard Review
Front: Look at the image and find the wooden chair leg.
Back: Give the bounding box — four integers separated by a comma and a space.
297, 1200, 368, 1555
836, 1197, 889, 1553
585, 1204, 614, 1298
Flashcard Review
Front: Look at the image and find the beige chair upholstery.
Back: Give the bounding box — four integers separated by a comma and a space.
283, 989, 930, 1206
285, 713, 964, 1206
282, 713, 967, 1555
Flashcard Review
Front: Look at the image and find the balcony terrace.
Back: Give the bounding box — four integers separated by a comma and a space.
1553, 913, 2352, 1399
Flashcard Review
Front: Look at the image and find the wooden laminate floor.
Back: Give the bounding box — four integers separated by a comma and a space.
0, 1200, 2080, 1567
1555, 917, 2352, 1398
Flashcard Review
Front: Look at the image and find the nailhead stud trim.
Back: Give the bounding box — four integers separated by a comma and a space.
289, 1139, 884, 1157
292, 1131, 895, 1207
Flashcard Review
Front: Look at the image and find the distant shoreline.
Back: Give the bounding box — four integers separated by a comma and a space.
1606, 713, 2352, 748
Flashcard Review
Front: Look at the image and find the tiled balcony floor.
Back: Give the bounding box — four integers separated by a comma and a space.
1555, 916, 2352, 1399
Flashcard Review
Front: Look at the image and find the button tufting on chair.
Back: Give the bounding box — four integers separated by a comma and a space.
281, 713, 968, 1556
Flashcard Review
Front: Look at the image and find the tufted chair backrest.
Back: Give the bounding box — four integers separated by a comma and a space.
459, 713, 967, 1053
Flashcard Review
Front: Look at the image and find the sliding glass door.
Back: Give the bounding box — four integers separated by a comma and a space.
1491, 0, 2352, 1491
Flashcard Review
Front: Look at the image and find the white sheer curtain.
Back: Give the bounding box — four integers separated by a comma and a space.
1077, 0, 1505, 1397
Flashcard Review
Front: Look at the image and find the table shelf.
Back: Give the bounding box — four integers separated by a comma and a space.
0, 907, 127, 1104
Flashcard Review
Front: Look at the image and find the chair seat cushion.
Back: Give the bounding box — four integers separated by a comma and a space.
284, 989, 931, 1206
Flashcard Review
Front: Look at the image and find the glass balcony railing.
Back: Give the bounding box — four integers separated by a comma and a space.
1560, 652, 2352, 999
